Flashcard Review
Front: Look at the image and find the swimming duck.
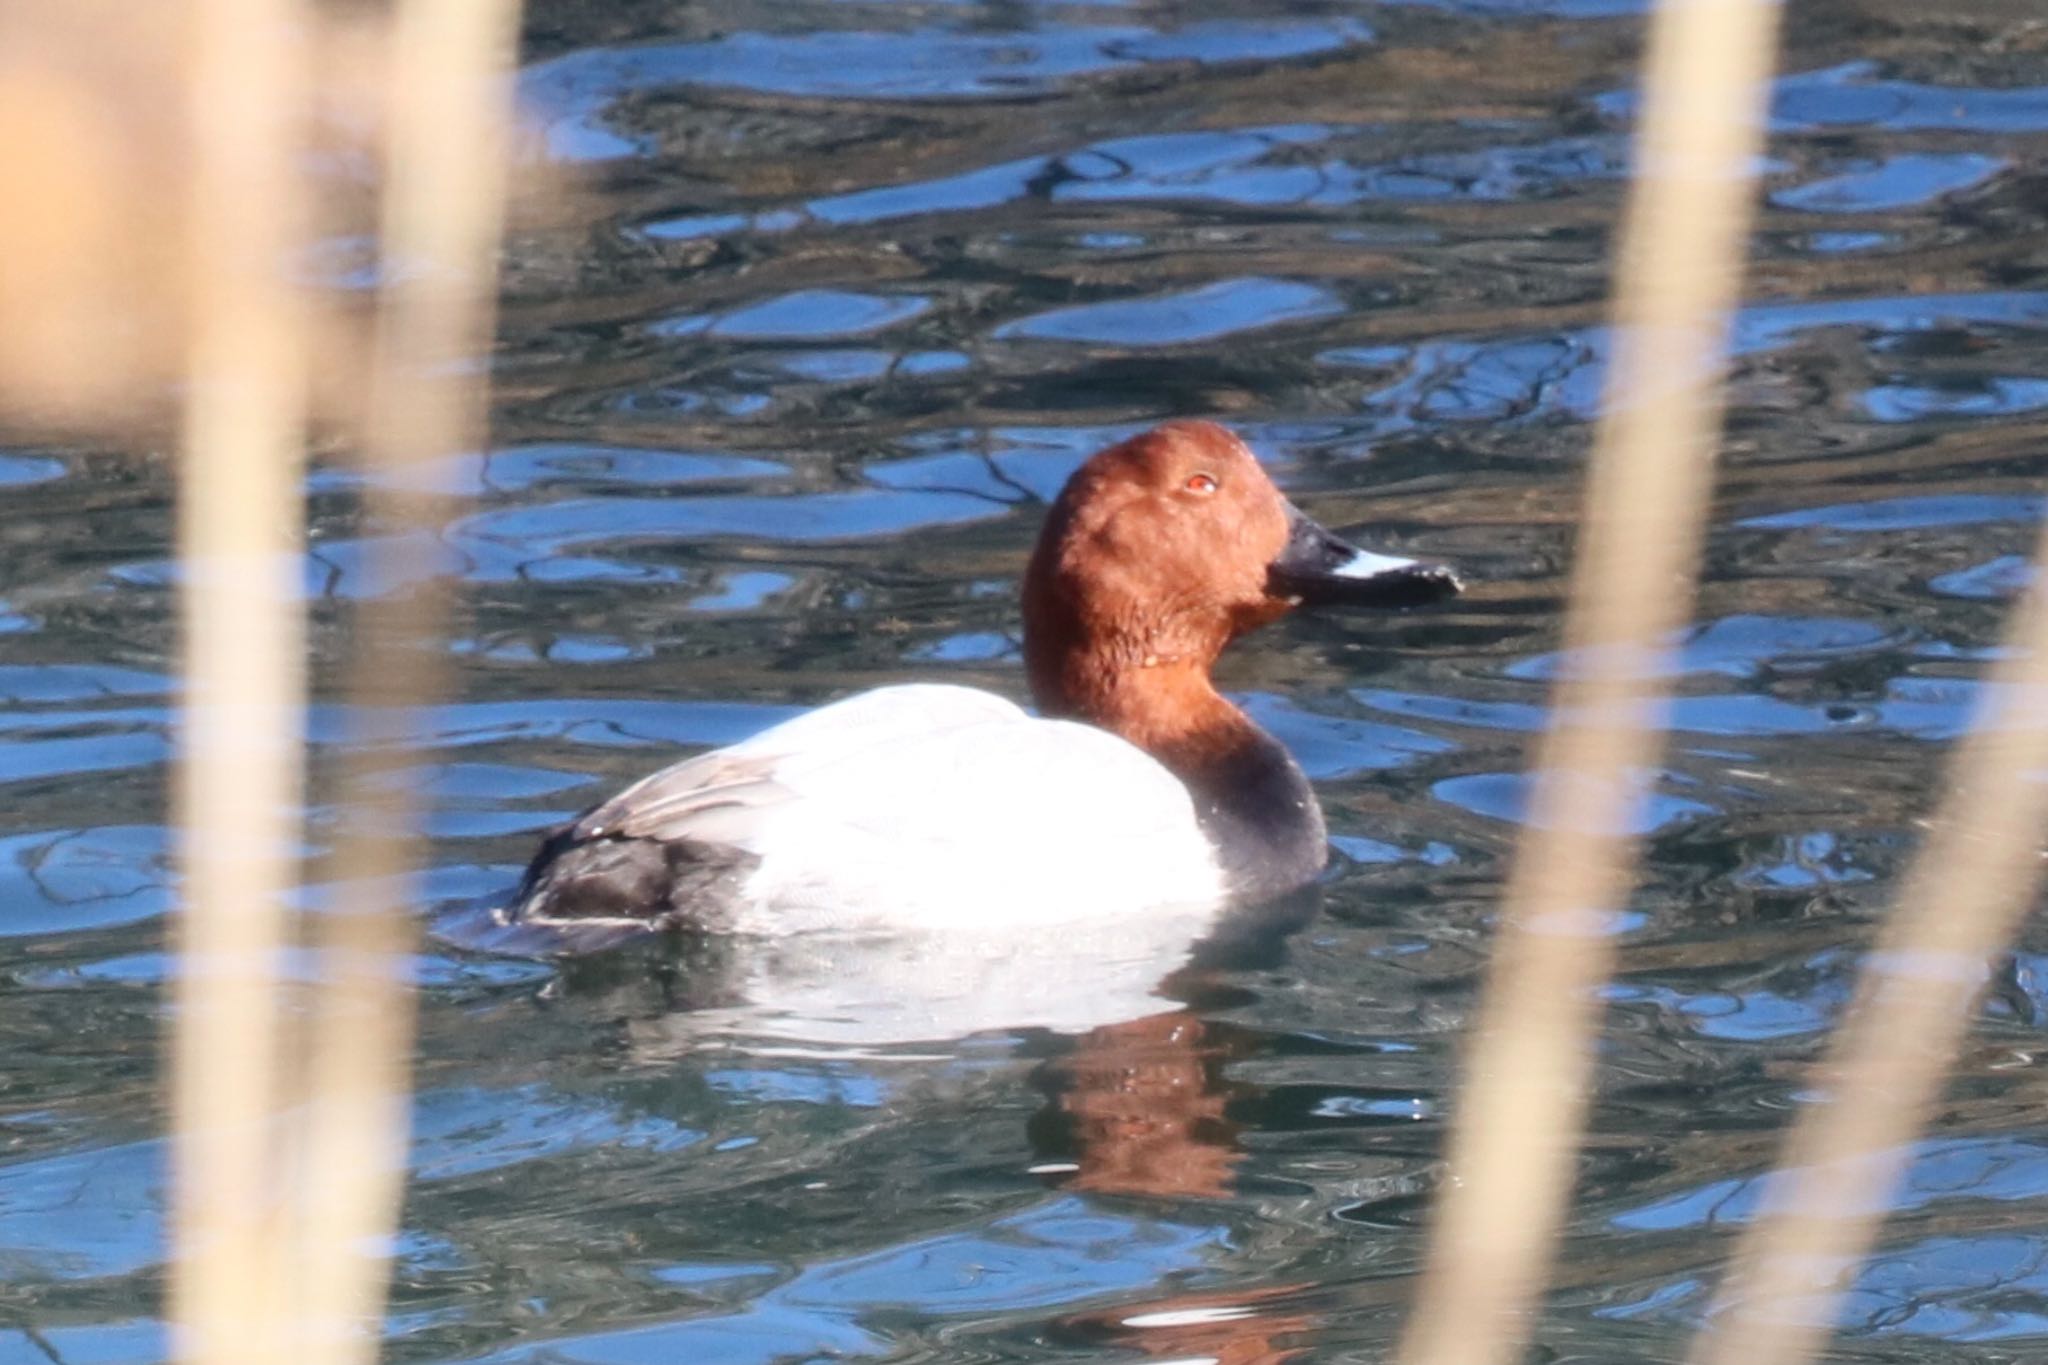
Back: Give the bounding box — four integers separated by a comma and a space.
502, 420, 1458, 941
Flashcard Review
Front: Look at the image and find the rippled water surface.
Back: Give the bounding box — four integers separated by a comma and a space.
7, 2, 2048, 1361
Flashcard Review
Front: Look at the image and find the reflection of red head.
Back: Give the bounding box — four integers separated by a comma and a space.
1052, 1010, 1241, 1201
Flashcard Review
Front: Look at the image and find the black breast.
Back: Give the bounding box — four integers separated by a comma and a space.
1178, 728, 1329, 903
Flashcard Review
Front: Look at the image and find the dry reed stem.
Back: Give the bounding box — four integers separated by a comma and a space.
291, 2, 522, 1360
1684, 532, 2048, 1363
167, 1, 311, 1363
0, 4, 190, 430
1395, 1, 1781, 1362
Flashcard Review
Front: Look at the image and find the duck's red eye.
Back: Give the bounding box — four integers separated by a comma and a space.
1184, 472, 1219, 495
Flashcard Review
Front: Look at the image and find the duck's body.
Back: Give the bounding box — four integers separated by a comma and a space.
503, 421, 1458, 944
512, 683, 1224, 936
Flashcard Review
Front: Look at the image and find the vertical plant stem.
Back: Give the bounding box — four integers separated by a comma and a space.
168, 0, 309, 1362
1685, 522, 2048, 1365
292, 2, 522, 1361
1395, 2, 1781, 1362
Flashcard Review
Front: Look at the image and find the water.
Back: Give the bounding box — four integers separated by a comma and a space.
5, 1, 2048, 1360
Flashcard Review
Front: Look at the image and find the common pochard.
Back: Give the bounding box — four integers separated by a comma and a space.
502, 421, 1459, 942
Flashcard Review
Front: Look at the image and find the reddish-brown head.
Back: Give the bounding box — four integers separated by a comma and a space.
1021, 421, 1460, 743
1022, 422, 1289, 716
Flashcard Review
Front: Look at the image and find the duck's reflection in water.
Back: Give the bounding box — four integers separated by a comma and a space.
1032, 1009, 1245, 1200
440, 884, 1324, 1359
1022, 888, 1320, 1199
452, 877, 1322, 1054
1058, 1283, 1317, 1365
1039, 1009, 1315, 1365
1024, 896, 1321, 1365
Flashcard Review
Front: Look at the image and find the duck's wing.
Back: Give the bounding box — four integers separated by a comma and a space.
570, 684, 1029, 845
569, 748, 790, 845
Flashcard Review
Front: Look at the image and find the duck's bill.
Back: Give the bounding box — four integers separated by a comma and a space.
1268, 505, 1462, 609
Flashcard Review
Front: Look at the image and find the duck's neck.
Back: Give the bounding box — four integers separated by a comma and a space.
1037, 658, 1328, 900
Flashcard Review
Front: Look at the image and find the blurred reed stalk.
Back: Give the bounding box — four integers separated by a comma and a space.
292, 1, 521, 1360
168, 1, 311, 1362
143, 0, 527, 1359
1395, 1, 1782, 1363
1682, 494, 2048, 1359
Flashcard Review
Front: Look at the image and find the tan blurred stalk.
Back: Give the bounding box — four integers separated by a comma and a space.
0, 1, 521, 1360
167, 1, 311, 1363
291, 1, 522, 1359
1683, 524, 2048, 1360
1395, 2, 1781, 1363
0, 6, 187, 429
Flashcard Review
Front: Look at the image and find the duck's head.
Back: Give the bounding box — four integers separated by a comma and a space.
1022, 420, 1460, 720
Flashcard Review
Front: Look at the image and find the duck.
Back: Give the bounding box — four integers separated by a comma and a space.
500, 420, 1459, 945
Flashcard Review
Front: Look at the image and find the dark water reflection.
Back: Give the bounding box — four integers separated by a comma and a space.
6, 0, 2048, 1361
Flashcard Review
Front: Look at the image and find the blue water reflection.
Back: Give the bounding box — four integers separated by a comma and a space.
1773, 152, 2008, 212
1740, 493, 2047, 532
1331, 290, 2048, 434
1865, 377, 2048, 423
664, 290, 932, 341
997, 278, 1342, 346
466, 1199, 1223, 1365
0, 452, 66, 487
1771, 62, 2048, 133
0, 826, 170, 937
523, 19, 1373, 160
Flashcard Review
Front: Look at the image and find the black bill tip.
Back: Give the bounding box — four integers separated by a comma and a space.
1268, 504, 1463, 609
